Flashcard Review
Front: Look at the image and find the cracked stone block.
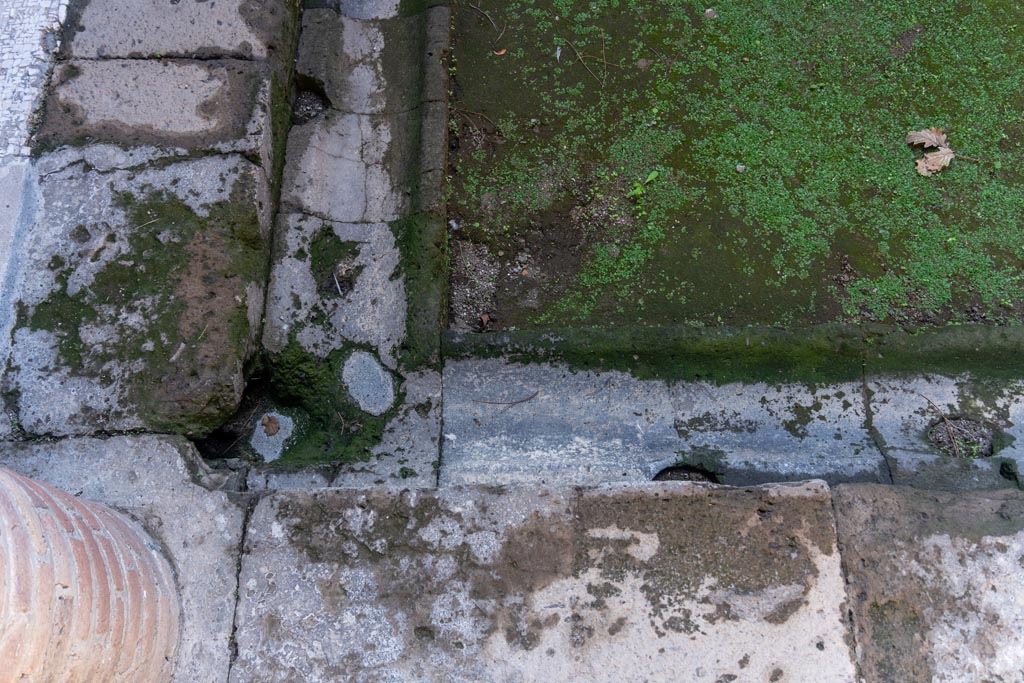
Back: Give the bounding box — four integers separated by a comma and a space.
63, 0, 298, 60
441, 359, 681, 486
37, 59, 280, 175
670, 380, 886, 485
869, 375, 1024, 490
280, 108, 417, 223
0, 435, 246, 683
263, 213, 406, 366
231, 481, 856, 682
835, 484, 1024, 683
4, 150, 271, 436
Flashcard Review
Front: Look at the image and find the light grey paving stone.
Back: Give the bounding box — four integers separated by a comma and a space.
263, 214, 406, 367
332, 369, 440, 488
670, 380, 887, 485
869, 375, 1024, 490
441, 358, 885, 487
246, 465, 335, 492
249, 411, 296, 463
0, 435, 246, 683
36, 59, 278, 170
64, 0, 297, 59
280, 109, 415, 223
231, 480, 856, 683
834, 484, 1024, 683
441, 359, 680, 486
342, 350, 396, 416
320, 0, 401, 20
4, 151, 270, 436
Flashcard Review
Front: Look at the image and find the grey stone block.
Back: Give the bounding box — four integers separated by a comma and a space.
263, 214, 406, 367
0, 159, 29, 390
332, 369, 441, 488
231, 481, 856, 682
64, 0, 297, 60
37, 60, 279, 172
869, 375, 1024, 490
281, 109, 415, 223
249, 411, 296, 463
441, 359, 680, 486
670, 380, 887, 485
834, 484, 1024, 683
4, 151, 270, 436
0, 435, 246, 683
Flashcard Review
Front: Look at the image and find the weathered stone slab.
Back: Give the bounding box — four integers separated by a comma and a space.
231, 481, 856, 682
0, 435, 246, 683
441, 359, 680, 486
442, 358, 885, 487
36, 59, 278, 170
834, 484, 1024, 683
670, 380, 887, 485
0, 160, 29, 421
263, 214, 406, 366
281, 108, 417, 223
4, 150, 270, 436
869, 375, 1024, 490
64, 0, 297, 60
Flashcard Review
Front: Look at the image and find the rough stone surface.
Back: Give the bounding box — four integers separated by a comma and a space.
63, 0, 296, 59
342, 350, 395, 416
0, 159, 28, 405
263, 214, 406, 367
834, 484, 1024, 683
0, 467, 180, 683
0, 435, 246, 683
442, 358, 886, 487
671, 380, 886, 485
869, 375, 1024, 490
37, 59, 277, 169
333, 369, 440, 488
4, 150, 270, 436
0, 0, 65, 158
231, 481, 856, 682
250, 411, 296, 463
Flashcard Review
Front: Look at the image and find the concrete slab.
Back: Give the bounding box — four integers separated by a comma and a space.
0, 159, 28, 412
4, 150, 270, 436
834, 484, 1024, 683
37, 59, 278, 169
263, 214, 406, 367
63, 0, 296, 60
441, 359, 680, 486
231, 481, 856, 682
670, 380, 887, 485
0, 435, 246, 683
869, 375, 1024, 490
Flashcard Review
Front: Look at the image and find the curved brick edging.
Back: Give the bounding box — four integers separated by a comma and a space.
0, 468, 180, 683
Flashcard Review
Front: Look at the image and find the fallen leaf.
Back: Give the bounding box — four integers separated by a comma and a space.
915, 147, 955, 176
493, 48, 507, 56
906, 127, 949, 149
261, 414, 281, 437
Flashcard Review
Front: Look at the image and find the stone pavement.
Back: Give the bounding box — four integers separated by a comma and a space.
1, 0, 1024, 681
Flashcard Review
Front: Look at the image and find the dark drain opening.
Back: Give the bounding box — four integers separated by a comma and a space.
653, 465, 720, 483
927, 416, 997, 459
292, 74, 331, 125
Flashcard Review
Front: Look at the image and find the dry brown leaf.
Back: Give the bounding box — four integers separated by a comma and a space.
915, 147, 955, 176
261, 414, 281, 437
906, 127, 949, 149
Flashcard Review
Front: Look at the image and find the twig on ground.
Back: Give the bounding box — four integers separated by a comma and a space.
453, 107, 499, 129
468, 3, 499, 32
474, 390, 540, 407
918, 392, 961, 458
564, 37, 604, 87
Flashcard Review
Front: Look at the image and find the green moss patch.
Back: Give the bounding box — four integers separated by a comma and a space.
449, 0, 1024, 329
